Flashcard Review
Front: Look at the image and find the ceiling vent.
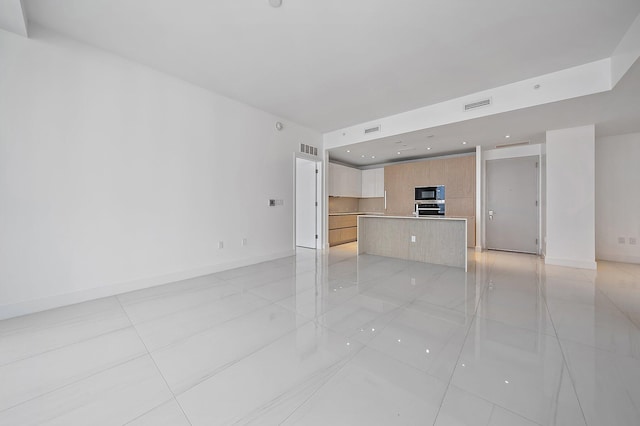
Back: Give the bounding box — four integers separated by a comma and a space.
464, 98, 492, 111
364, 124, 381, 134
495, 141, 530, 149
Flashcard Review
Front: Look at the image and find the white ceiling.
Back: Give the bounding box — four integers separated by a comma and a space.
23, 0, 640, 132
329, 58, 640, 167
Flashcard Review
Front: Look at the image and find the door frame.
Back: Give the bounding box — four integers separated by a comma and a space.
481, 144, 542, 255
293, 153, 323, 250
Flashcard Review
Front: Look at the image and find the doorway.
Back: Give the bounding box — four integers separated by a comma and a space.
486, 156, 539, 254
295, 157, 320, 249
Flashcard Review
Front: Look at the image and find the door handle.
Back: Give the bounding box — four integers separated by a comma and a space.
488, 210, 494, 220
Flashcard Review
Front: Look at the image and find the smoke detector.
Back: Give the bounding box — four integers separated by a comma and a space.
269, 0, 282, 7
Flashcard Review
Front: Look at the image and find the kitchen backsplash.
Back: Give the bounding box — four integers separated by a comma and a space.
329, 196, 384, 213
328, 197, 359, 212
358, 197, 385, 213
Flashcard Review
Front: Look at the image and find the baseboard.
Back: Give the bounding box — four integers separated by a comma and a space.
596, 252, 640, 265
474, 245, 483, 252
544, 257, 597, 270
0, 250, 295, 320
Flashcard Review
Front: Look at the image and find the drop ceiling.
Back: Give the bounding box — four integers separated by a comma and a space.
22, 0, 640, 133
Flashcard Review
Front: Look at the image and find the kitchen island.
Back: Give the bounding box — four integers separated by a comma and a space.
357, 215, 467, 270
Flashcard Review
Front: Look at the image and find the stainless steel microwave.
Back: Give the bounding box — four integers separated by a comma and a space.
415, 186, 445, 201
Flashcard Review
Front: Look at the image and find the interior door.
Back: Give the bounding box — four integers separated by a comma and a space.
486, 156, 538, 253
296, 158, 317, 248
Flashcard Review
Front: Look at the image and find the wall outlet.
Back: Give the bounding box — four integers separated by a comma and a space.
411, 235, 416, 243
241, 238, 247, 246
618, 237, 626, 244
630, 237, 637, 245
218, 241, 224, 249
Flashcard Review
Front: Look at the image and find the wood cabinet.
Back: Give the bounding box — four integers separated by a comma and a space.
361, 168, 384, 198
383, 154, 476, 246
328, 214, 359, 246
329, 163, 362, 197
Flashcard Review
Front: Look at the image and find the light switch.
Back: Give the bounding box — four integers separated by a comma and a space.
411, 235, 416, 243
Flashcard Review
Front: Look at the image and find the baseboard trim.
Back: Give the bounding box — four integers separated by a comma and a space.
544, 257, 597, 270
596, 253, 640, 265
0, 250, 295, 320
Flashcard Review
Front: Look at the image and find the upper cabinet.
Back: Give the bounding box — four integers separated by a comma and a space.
329, 163, 362, 197
361, 168, 384, 198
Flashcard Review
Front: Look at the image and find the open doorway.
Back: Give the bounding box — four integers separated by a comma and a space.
295, 156, 321, 249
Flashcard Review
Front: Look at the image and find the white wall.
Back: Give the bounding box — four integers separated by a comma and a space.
596, 132, 640, 263
0, 27, 322, 318
545, 125, 596, 269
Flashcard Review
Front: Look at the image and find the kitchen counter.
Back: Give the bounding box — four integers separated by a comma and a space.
358, 215, 467, 270
328, 212, 384, 216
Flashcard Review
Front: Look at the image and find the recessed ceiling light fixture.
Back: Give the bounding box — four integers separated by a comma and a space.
462, 141, 467, 145
426, 147, 432, 150
505, 134, 511, 138
371, 156, 375, 159
361, 155, 365, 158
346, 150, 350, 153
269, 0, 282, 7
397, 151, 401, 155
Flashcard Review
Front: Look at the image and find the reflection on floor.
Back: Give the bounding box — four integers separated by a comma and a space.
1, 242, 640, 425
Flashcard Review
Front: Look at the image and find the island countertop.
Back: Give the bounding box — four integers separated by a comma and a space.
357, 215, 467, 270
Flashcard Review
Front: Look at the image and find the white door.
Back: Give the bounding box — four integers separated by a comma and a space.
486, 156, 538, 253
296, 158, 317, 248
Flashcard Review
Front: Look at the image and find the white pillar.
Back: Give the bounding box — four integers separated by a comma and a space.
545, 125, 596, 269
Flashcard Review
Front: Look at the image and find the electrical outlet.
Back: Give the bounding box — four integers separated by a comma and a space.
218, 241, 224, 249
242, 238, 248, 246
618, 237, 626, 244
411, 235, 416, 243
630, 237, 637, 245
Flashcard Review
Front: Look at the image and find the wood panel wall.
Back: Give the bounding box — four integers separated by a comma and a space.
384, 154, 476, 246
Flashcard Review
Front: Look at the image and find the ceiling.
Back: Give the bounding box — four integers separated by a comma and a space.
329, 57, 640, 167
23, 0, 640, 132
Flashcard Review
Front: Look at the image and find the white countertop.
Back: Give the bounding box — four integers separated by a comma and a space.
328, 212, 384, 216
359, 215, 467, 222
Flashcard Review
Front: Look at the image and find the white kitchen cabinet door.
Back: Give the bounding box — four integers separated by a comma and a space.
346, 166, 362, 197
329, 163, 361, 197
361, 168, 384, 197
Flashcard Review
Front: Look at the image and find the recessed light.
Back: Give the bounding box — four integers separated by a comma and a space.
462, 141, 467, 145
397, 151, 401, 155
426, 147, 432, 150
346, 150, 350, 153
371, 156, 375, 159
505, 135, 511, 138
361, 155, 365, 158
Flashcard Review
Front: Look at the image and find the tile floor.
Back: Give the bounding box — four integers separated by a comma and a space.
1, 243, 640, 425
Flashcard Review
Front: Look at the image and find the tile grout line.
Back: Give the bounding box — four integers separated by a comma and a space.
541, 288, 589, 426
114, 297, 193, 426
0, 352, 149, 415
431, 253, 497, 426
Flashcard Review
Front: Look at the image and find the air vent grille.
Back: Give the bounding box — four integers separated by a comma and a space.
464, 98, 492, 111
300, 143, 318, 156
495, 141, 530, 149
364, 125, 381, 134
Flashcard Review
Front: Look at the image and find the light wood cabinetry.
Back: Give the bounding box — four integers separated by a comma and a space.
384, 154, 476, 247
328, 214, 359, 246
361, 168, 384, 198
329, 163, 362, 197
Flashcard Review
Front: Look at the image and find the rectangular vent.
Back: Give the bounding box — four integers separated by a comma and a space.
495, 141, 530, 149
300, 143, 318, 156
364, 125, 381, 134
464, 98, 492, 111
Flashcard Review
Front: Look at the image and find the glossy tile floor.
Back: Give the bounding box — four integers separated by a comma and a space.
1, 244, 640, 425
